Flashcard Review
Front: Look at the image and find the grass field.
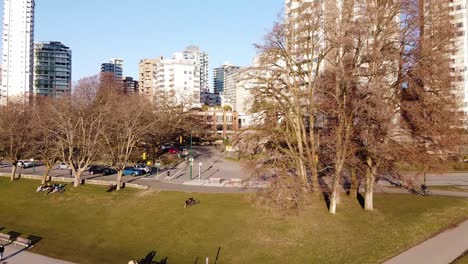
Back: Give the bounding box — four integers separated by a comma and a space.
454, 252, 468, 264
430, 185, 468, 193
0, 178, 467, 264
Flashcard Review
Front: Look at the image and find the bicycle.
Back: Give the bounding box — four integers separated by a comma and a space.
419, 188, 432, 196
184, 198, 200, 207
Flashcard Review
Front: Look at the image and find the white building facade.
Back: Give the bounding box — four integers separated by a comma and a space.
1, 0, 35, 103
183, 45, 209, 93
153, 53, 201, 105
449, 0, 468, 114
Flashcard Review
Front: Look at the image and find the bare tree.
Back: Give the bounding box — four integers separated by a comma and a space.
0, 96, 33, 181
45, 76, 111, 187
102, 92, 153, 190
29, 97, 64, 184
245, 0, 334, 199
238, 0, 463, 215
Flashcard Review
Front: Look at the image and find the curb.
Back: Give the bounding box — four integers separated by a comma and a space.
0, 173, 149, 190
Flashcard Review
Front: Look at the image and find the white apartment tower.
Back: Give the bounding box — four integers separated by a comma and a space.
140, 53, 201, 105
449, 0, 468, 114
1, 0, 35, 103
183, 45, 209, 93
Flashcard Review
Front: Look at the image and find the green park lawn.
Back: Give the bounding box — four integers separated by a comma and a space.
0, 178, 468, 264
454, 252, 468, 264
430, 185, 468, 193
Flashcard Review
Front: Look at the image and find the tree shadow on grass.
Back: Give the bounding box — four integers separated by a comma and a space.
6, 232, 20, 241
26, 235, 42, 246
357, 192, 365, 209
134, 250, 168, 264
318, 176, 331, 210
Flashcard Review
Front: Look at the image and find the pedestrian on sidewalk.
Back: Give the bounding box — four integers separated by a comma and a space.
0, 243, 5, 260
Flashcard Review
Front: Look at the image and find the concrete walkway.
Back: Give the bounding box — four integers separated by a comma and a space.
384, 219, 468, 264
376, 186, 468, 198
0, 243, 74, 264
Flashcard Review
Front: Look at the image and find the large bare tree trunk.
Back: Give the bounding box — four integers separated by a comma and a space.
297, 158, 309, 192
41, 166, 52, 184
116, 170, 124, 191
364, 157, 375, 211
10, 164, 17, 181
329, 187, 338, 214
329, 164, 343, 214
350, 167, 357, 198
74, 169, 83, 187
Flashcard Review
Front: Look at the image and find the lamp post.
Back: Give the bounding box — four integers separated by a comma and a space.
199, 162, 202, 182
30, 158, 35, 173
189, 131, 193, 180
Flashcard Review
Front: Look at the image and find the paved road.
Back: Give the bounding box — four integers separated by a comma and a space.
0, 146, 247, 183
0, 243, 74, 264
384, 219, 468, 264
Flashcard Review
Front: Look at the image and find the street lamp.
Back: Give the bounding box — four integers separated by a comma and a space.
189, 131, 193, 180
199, 162, 202, 182
30, 158, 35, 173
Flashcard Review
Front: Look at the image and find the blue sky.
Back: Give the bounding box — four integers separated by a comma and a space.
1, 0, 284, 83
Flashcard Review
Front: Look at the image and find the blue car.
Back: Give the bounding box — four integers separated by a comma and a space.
123, 167, 144, 176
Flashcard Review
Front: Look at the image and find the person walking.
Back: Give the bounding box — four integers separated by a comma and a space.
0, 243, 5, 260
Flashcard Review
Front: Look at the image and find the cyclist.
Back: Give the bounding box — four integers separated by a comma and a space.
420, 183, 428, 195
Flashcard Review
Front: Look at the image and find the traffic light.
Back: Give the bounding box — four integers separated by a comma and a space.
142, 152, 147, 160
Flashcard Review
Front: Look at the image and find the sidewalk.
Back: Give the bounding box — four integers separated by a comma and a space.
376, 186, 468, 198
383, 219, 468, 264
0, 243, 74, 264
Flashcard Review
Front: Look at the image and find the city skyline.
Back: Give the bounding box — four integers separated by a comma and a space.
0, 0, 284, 83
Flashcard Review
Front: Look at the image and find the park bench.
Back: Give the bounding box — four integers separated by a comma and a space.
14, 237, 32, 247
0, 232, 11, 242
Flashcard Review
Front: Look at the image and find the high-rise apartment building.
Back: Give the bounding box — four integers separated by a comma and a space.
448, 0, 468, 114
222, 67, 254, 113
122, 77, 138, 94
1, 0, 35, 103
33, 41, 72, 97
101, 58, 123, 80
139, 53, 201, 105
139, 58, 159, 101
139, 46, 209, 105
213, 63, 240, 94
183, 45, 209, 93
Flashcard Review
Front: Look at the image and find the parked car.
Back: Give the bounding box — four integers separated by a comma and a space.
134, 164, 150, 173
88, 165, 116, 176
18, 160, 34, 168
161, 143, 173, 151
168, 148, 181, 154
123, 167, 144, 176
181, 149, 189, 156
58, 162, 69, 170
